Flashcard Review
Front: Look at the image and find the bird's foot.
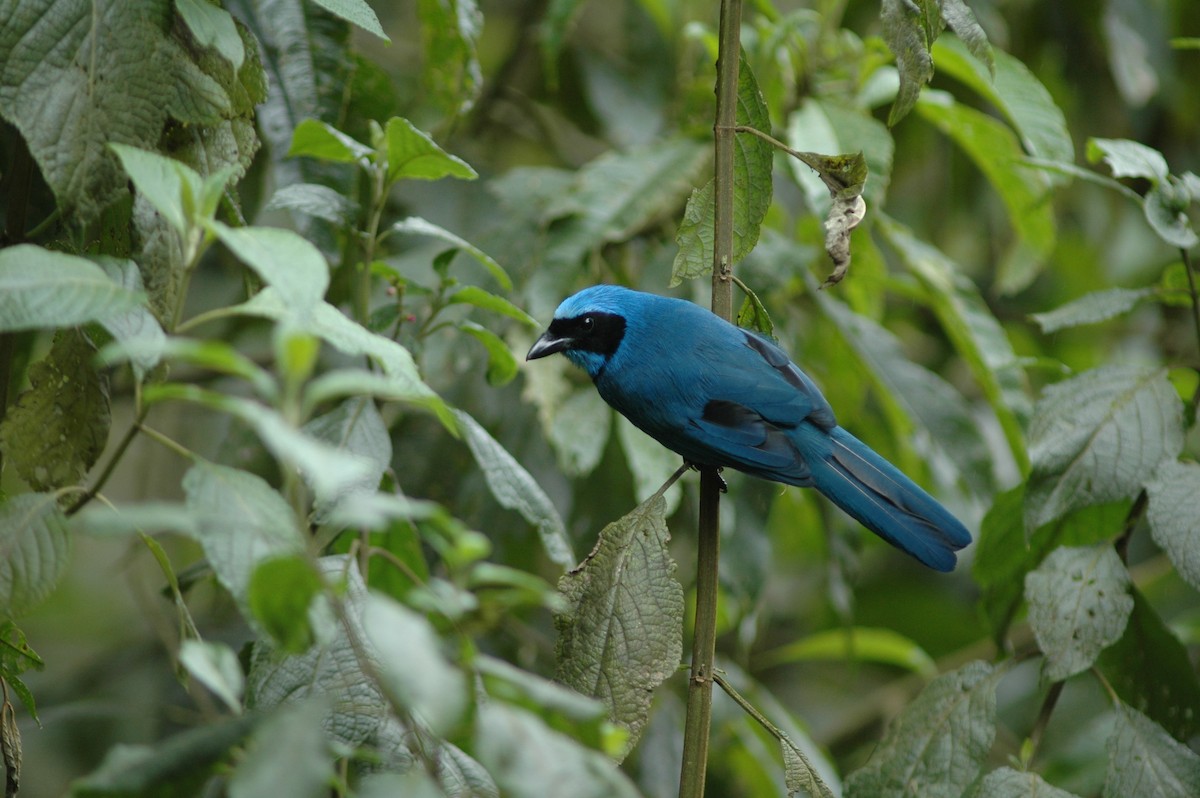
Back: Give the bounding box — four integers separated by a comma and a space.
684, 461, 728, 493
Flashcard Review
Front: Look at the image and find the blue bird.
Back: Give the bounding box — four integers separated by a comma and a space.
526, 285, 971, 571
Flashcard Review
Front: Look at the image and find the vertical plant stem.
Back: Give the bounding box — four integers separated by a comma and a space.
679, 2, 741, 796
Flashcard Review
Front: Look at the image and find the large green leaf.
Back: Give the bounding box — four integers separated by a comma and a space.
416, 0, 482, 116
879, 0, 936, 126
555, 493, 683, 756
1104, 704, 1200, 798
228, 700, 333, 798
1031, 287, 1159, 334
1024, 366, 1183, 532
1145, 460, 1200, 591
1025, 544, 1134, 681
0, 330, 110, 492
392, 216, 513, 290
916, 91, 1056, 294
212, 224, 331, 311
671, 54, 773, 285
0, 246, 144, 332
307, 0, 387, 40
0, 495, 70, 621
976, 767, 1082, 798
452, 409, 574, 569
845, 661, 1007, 798
384, 117, 478, 183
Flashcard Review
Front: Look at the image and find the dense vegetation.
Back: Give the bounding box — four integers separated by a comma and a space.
1, 0, 1198, 796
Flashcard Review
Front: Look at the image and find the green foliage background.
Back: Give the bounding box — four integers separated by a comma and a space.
1, 0, 1199, 796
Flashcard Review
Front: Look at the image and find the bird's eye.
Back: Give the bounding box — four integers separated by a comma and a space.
581, 316, 595, 332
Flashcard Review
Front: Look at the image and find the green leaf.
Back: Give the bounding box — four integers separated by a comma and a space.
756, 627, 936, 677
879, 0, 937, 125
916, 91, 1056, 294
0, 246, 144, 332
670, 55, 772, 286
814, 289, 993, 496
477, 655, 609, 745
303, 397, 392, 518
109, 143, 202, 235
179, 640, 245, 714
363, 593, 469, 735
448, 285, 538, 326
845, 661, 1007, 798
303, 368, 443, 418
307, 0, 388, 40
287, 119, 372, 163
546, 389, 612, 478
1097, 589, 1200, 742
1144, 180, 1199, 249
615, 417, 685, 515
384, 116, 477, 183
1025, 544, 1133, 681
212, 223, 330, 311
0, 0, 240, 222
973, 486, 1126, 644
181, 461, 306, 612
736, 282, 776, 338
0, 330, 110, 492
555, 493, 684, 756
940, 1, 993, 72
72, 502, 198, 538
1030, 287, 1159, 333
417, 0, 483, 117
177, 0, 244, 69
879, 216, 1030, 471
101, 336, 275, 398
264, 183, 359, 225
91, 257, 167, 380
68, 715, 257, 798
392, 216, 513, 290
1024, 366, 1183, 532
452, 409, 574, 568
933, 37, 1072, 165
459, 322, 519, 385
0, 495, 70, 621
786, 100, 894, 211
1145, 460, 1200, 591
546, 137, 710, 269
229, 700, 333, 798
1104, 704, 1200, 798
1087, 138, 1170, 183
249, 556, 324, 654
976, 767, 1083, 798
474, 703, 643, 798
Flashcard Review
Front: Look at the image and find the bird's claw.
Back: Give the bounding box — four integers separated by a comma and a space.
684, 461, 728, 493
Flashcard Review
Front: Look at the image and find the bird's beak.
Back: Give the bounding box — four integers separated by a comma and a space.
527, 331, 569, 360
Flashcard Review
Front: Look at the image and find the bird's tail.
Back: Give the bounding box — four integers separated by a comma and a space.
807, 427, 971, 571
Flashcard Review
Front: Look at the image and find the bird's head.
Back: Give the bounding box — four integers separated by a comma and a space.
526, 285, 634, 378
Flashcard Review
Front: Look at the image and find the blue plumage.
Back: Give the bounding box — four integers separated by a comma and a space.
527, 285, 971, 571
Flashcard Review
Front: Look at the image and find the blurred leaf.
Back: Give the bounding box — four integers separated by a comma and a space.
474, 703, 643, 798
448, 285, 538, 326
0, 330, 110, 492
879, 216, 1030, 470
68, 715, 257, 798
249, 556, 324, 654
0, 495, 70, 621
547, 137, 709, 268
452, 409, 574, 568
1102, 1, 1159, 107
417, 0, 482, 116
556, 493, 683, 756
304, 368, 443, 415
229, 700, 332, 798
73, 503, 199, 537
1098, 589, 1200, 742
459, 322, 519, 385
384, 116, 477, 183
212, 223, 330, 311
786, 100, 893, 212
287, 118, 371, 163
0, 246, 144, 332
917, 91, 1056, 294
263, 183, 358, 224
393, 216, 513, 290
973, 486, 1126, 644
976, 767, 1082, 798
933, 37, 1072, 165
879, 0, 937, 126
92, 256, 167, 380
110, 143, 202, 235
1024, 366, 1183, 532
546, 389, 611, 478
308, 0, 387, 40
1145, 460, 1200, 591
177, 0, 245, 69
757, 627, 936, 677
845, 661, 1007, 798
303, 397, 392, 519
180, 640, 245, 715
616, 416, 685, 515
1087, 137, 1169, 182
477, 655, 609, 748
940, 1, 992, 72
1144, 180, 1199, 249
1104, 704, 1200, 798
671, 56, 771, 286
539, 0, 586, 86
357, 772, 448, 798
364, 593, 469, 735
1031, 287, 1158, 333
181, 461, 306, 611
1025, 544, 1133, 681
